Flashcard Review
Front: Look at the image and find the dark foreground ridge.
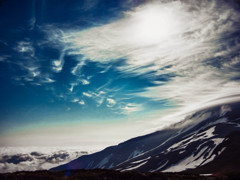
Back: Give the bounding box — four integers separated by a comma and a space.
1, 169, 239, 180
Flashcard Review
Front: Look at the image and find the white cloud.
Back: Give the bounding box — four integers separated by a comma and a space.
69, 83, 78, 92
32, 71, 40, 77
71, 61, 85, 75
0, 146, 101, 173
11, 65, 42, 84
93, 91, 107, 106
106, 98, 116, 107
122, 103, 142, 114
82, 90, 108, 107
78, 100, 85, 105
52, 50, 65, 73
71, 98, 79, 103
83, 92, 92, 97
71, 98, 85, 105
52, 0, 240, 115
26, 66, 41, 78
15, 41, 34, 56
98, 91, 105, 95
100, 65, 111, 73
80, 79, 90, 85
69, 85, 74, 92
53, 60, 61, 67
43, 77, 55, 83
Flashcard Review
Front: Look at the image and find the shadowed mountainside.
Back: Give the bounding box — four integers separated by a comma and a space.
51, 101, 240, 174
185, 131, 240, 175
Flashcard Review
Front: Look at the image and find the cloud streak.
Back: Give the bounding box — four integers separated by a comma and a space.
52, 0, 240, 114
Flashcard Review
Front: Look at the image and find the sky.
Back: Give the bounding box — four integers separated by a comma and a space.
0, 0, 240, 147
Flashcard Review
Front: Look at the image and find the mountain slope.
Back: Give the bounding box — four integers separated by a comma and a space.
115, 102, 240, 173
185, 131, 240, 175
51, 101, 240, 174
50, 128, 177, 171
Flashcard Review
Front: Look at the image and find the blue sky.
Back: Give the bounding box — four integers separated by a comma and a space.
1, 0, 240, 146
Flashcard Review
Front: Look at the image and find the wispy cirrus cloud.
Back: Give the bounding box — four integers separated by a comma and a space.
0, 37, 57, 87
2, 0, 240, 140
49, 0, 240, 115
52, 50, 65, 73
80, 79, 90, 85
121, 103, 142, 114
0, 55, 9, 62
83, 92, 92, 97
106, 98, 116, 108
15, 41, 35, 56
0, 40, 8, 46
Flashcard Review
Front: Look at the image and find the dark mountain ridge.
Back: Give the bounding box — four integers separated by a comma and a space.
51, 101, 240, 175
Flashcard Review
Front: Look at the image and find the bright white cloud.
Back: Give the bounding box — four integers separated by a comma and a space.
53, 0, 240, 115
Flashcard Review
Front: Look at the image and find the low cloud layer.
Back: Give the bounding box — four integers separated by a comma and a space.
0, 147, 90, 173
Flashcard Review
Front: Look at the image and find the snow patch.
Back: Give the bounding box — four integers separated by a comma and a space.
128, 150, 143, 159
121, 161, 147, 171
163, 137, 224, 172
131, 157, 150, 164
95, 154, 112, 168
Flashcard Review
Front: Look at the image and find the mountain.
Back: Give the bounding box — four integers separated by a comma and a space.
51, 101, 240, 174
50, 127, 176, 170
185, 131, 240, 175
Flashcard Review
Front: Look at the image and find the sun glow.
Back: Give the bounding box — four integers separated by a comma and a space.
125, 4, 184, 45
